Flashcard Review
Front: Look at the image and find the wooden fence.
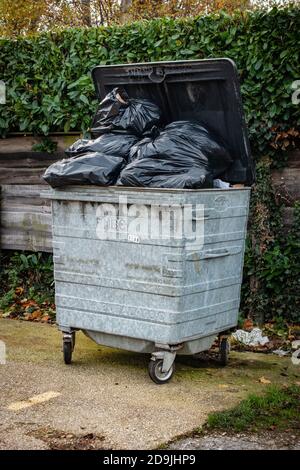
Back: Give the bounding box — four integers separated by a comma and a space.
0, 136, 299, 253
0, 135, 78, 252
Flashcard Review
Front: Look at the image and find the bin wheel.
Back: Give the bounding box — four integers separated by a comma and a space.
148, 359, 175, 384
63, 340, 72, 364
219, 337, 229, 366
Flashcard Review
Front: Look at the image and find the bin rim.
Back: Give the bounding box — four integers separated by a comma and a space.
41, 185, 251, 200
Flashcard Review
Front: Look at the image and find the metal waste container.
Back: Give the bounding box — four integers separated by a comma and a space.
44, 59, 254, 384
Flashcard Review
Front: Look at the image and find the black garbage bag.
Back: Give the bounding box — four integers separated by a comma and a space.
118, 121, 232, 189
65, 133, 139, 160
43, 152, 125, 188
128, 121, 232, 176
117, 157, 213, 189
91, 87, 161, 136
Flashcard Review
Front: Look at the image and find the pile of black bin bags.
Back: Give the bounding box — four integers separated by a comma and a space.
43, 87, 233, 189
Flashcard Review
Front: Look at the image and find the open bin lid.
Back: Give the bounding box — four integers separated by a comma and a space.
92, 59, 254, 185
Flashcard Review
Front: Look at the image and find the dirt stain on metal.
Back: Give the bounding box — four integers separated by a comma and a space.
190, 252, 201, 273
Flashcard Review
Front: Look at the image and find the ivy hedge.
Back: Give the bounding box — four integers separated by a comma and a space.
0, 6, 300, 163
241, 160, 300, 323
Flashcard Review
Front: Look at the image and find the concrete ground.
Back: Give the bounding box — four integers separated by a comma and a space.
169, 432, 300, 450
0, 318, 300, 450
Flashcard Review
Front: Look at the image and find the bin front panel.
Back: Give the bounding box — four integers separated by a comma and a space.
49, 187, 250, 344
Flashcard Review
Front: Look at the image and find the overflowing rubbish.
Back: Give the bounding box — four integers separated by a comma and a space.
117, 121, 232, 189
43, 152, 124, 187
44, 90, 233, 190
117, 153, 213, 189
91, 87, 161, 136
128, 121, 232, 174
65, 133, 139, 160
232, 328, 270, 347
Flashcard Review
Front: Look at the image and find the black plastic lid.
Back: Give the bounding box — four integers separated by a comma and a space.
92, 59, 254, 185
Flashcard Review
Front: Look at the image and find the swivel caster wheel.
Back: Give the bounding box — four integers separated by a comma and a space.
63, 340, 72, 364
219, 336, 230, 366
148, 359, 175, 384
63, 332, 75, 364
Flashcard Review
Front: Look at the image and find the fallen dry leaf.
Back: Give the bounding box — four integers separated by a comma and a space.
259, 376, 272, 384
15, 287, 24, 295
2, 311, 11, 318
41, 315, 50, 323
31, 310, 41, 319
243, 318, 254, 331
21, 299, 37, 309
218, 384, 230, 389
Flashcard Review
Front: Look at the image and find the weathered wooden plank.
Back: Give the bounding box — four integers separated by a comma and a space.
1, 184, 50, 197
1, 210, 51, 230
1, 229, 53, 252
0, 167, 50, 185
1, 184, 53, 252
0, 155, 63, 168
0, 194, 50, 209
0, 135, 79, 185
0, 135, 80, 155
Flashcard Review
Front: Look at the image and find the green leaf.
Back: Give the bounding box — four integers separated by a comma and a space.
179, 49, 196, 55
20, 254, 29, 268
40, 124, 49, 135
254, 60, 262, 71
79, 94, 89, 105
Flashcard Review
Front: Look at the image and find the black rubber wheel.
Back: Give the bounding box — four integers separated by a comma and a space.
219, 337, 229, 366
148, 359, 175, 384
63, 340, 72, 364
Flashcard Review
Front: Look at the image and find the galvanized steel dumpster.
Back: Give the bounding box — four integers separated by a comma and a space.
44, 59, 254, 383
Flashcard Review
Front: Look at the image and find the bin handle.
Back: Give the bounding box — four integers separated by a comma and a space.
186, 246, 241, 261
202, 249, 231, 259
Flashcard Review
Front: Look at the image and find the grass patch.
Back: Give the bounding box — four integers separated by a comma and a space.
207, 385, 300, 433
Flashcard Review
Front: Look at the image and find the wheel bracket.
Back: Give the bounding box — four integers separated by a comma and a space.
151, 350, 176, 373
63, 333, 73, 343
